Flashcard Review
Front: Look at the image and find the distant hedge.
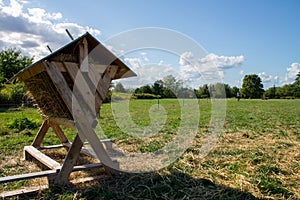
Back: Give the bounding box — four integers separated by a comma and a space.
134, 93, 158, 99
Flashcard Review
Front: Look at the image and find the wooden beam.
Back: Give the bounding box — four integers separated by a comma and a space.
79, 38, 88, 70
48, 117, 75, 129
0, 170, 57, 184
54, 134, 83, 185
44, 61, 73, 114
49, 123, 69, 144
24, 146, 61, 170
17, 63, 46, 82
32, 120, 50, 148
63, 62, 79, 81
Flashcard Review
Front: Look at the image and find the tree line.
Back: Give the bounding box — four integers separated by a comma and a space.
0, 48, 299, 107
116, 73, 300, 99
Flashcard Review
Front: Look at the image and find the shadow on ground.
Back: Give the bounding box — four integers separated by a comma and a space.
22, 169, 266, 200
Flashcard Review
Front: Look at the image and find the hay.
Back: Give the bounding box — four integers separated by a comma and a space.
24, 72, 72, 120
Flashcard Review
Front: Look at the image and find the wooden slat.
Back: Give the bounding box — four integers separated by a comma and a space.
32, 120, 50, 148
44, 61, 73, 113
24, 146, 61, 170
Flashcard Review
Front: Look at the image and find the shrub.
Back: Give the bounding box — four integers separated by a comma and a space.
8, 117, 39, 132
0, 83, 27, 106
134, 93, 158, 99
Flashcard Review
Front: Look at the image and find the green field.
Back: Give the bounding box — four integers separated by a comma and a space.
0, 99, 299, 199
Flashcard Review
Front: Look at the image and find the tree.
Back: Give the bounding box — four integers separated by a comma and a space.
0, 48, 33, 84
294, 72, 300, 87
196, 84, 210, 98
152, 80, 163, 96
114, 82, 126, 93
240, 74, 264, 98
230, 86, 240, 98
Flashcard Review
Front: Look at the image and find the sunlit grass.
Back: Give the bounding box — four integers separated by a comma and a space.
0, 99, 299, 199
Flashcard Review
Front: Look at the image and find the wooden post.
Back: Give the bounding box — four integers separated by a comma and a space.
32, 120, 50, 148
54, 133, 83, 185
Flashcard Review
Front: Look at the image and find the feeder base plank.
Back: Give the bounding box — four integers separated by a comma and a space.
24, 146, 61, 170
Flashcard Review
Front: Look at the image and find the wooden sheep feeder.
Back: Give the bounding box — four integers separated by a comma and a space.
0, 32, 135, 188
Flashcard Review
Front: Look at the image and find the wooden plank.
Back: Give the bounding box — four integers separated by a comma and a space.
79, 38, 88, 70
49, 123, 69, 144
48, 117, 75, 129
49, 62, 67, 72
54, 134, 83, 185
0, 185, 49, 198
63, 62, 79, 81
32, 120, 50, 148
17, 63, 46, 82
44, 61, 73, 113
24, 146, 61, 170
0, 170, 57, 184
74, 111, 118, 170
0, 163, 103, 185
71, 65, 119, 170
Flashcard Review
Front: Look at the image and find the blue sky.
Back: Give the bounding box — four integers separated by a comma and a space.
0, 0, 299, 89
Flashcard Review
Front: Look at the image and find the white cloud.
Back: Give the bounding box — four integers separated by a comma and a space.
199, 53, 244, 69
0, 0, 101, 60
1, 0, 22, 17
179, 52, 244, 84
283, 62, 300, 84
258, 72, 273, 83
123, 57, 175, 88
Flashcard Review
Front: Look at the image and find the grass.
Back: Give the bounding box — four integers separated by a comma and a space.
0, 99, 299, 199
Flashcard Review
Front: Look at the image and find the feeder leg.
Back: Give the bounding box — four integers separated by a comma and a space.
54, 133, 83, 185
50, 123, 69, 144
31, 120, 50, 148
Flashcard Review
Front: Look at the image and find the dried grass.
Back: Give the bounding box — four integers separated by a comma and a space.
24, 72, 72, 120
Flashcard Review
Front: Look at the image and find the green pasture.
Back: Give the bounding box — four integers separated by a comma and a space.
0, 99, 299, 199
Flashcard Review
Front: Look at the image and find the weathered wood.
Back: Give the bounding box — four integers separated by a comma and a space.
79, 38, 89, 70
17, 62, 46, 82
73, 112, 118, 169
48, 117, 75, 129
63, 62, 79, 81
49, 123, 69, 144
32, 120, 50, 148
54, 133, 83, 185
0, 170, 57, 184
24, 146, 61, 170
0, 185, 49, 198
70, 65, 119, 170
44, 61, 73, 113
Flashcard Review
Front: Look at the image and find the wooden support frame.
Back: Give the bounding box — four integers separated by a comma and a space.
19, 115, 116, 186
3, 32, 137, 198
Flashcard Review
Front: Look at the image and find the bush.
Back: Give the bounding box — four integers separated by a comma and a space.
0, 83, 27, 106
134, 93, 158, 99
8, 117, 39, 132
